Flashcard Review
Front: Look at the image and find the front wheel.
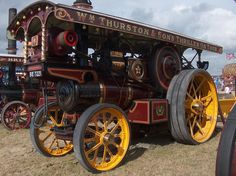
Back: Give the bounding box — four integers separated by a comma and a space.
73, 103, 131, 173
30, 102, 73, 157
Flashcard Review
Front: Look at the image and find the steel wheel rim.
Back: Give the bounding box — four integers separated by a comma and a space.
82, 108, 130, 171
185, 72, 217, 143
232, 142, 236, 175
35, 106, 73, 156
3, 103, 31, 130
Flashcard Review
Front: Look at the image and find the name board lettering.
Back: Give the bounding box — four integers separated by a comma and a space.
55, 7, 222, 54
0, 57, 23, 63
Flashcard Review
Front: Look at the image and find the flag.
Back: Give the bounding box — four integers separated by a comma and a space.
226, 53, 236, 60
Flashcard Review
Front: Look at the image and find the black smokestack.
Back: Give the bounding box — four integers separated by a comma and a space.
8, 8, 17, 54
8, 8, 17, 86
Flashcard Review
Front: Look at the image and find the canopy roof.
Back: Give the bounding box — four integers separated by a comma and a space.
7, 0, 223, 54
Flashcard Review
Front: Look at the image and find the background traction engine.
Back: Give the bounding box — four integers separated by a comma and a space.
7, 0, 222, 173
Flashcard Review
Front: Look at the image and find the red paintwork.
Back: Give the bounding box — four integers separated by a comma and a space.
26, 64, 42, 72
128, 100, 150, 124
151, 99, 168, 123
22, 89, 40, 104
128, 99, 168, 124
64, 113, 80, 119
60, 31, 78, 47
47, 67, 98, 83
37, 96, 56, 107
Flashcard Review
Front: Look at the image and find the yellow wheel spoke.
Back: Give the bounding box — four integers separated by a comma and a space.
114, 133, 124, 138
107, 116, 114, 125
191, 115, 197, 129
86, 142, 102, 155
38, 129, 45, 134
101, 113, 109, 132
107, 147, 114, 159
203, 98, 213, 107
186, 93, 194, 101
56, 139, 60, 148
101, 113, 106, 124
187, 113, 194, 122
111, 141, 124, 153
55, 110, 58, 122
49, 116, 58, 126
196, 121, 204, 135
41, 132, 53, 142
192, 86, 197, 98
93, 148, 98, 162
203, 113, 212, 121
86, 127, 101, 137
189, 79, 197, 98
94, 119, 99, 131
195, 78, 206, 94
189, 121, 194, 137
84, 137, 97, 143
110, 122, 120, 134
201, 93, 212, 101
104, 121, 108, 132
49, 138, 56, 149
63, 140, 68, 146
102, 145, 108, 163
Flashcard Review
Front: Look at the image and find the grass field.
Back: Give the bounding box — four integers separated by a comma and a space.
0, 124, 222, 176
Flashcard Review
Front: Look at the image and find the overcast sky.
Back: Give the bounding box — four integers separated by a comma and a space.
0, 0, 236, 75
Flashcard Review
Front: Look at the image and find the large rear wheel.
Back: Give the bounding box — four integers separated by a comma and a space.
73, 103, 130, 173
1, 101, 31, 130
30, 102, 73, 156
167, 69, 218, 144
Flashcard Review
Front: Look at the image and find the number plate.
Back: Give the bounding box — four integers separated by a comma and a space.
29, 71, 42, 77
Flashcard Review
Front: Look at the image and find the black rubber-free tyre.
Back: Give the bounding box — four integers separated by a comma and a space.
73, 103, 131, 173
216, 106, 236, 176
30, 102, 73, 157
167, 69, 218, 144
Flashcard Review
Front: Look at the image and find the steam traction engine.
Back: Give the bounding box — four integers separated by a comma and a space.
7, 0, 223, 172
0, 53, 41, 130
0, 8, 43, 130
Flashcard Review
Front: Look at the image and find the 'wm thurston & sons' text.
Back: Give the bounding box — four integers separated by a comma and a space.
55, 8, 221, 53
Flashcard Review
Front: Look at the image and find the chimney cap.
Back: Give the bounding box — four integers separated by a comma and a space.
73, 0, 93, 10
73, 0, 92, 5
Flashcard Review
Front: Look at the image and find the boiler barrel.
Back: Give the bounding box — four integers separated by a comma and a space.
56, 80, 151, 113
